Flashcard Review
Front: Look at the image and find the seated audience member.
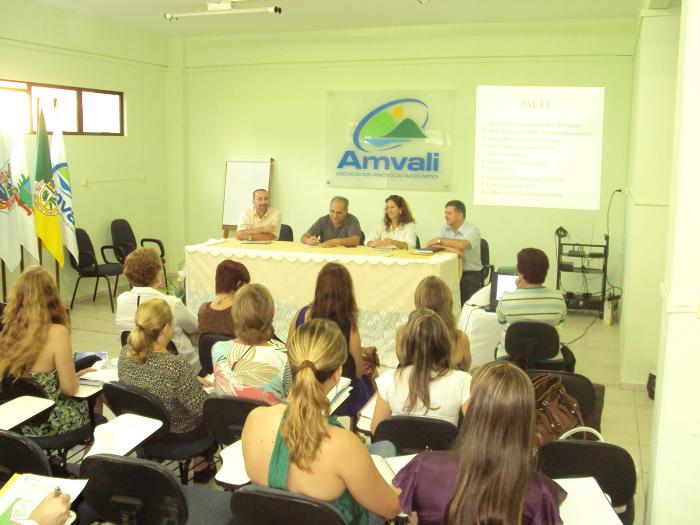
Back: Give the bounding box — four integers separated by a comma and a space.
496, 248, 569, 365
235, 188, 281, 241
426, 200, 482, 305
197, 260, 251, 336
301, 196, 362, 247
366, 195, 416, 250
396, 276, 471, 370
288, 262, 374, 416
372, 309, 471, 433
242, 319, 402, 525
116, 247, 200, 373
394, 361, 566, 525
0, 266, 89, 437
212, 283, 290, 404
118, 299, 215, 482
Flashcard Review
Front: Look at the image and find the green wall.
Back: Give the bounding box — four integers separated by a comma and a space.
0, 0, 170, 297
180, 20, 636, 290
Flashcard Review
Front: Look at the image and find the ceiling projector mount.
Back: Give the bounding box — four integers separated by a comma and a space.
165, 1, 282, 21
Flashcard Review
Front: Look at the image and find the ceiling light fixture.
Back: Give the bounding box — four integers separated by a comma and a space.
165, 1, 282, 21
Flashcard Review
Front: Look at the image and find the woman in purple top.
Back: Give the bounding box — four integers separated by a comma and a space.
393, 361, 566, 525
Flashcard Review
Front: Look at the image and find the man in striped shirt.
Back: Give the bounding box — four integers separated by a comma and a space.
495, 248, 571, 368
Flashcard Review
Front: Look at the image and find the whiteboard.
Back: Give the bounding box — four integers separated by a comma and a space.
473, 85, 604, 210
222, 158, 272, 226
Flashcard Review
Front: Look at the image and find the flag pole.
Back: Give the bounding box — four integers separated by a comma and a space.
20, 247, 24, 271
38, 239, 43, 265
1, 260, 6, 302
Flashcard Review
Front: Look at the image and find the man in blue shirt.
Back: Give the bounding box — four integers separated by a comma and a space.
426, 200, 482, 305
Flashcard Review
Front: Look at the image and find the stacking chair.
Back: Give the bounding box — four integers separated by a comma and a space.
279, 224, 294, 242
69, 228, 124, 312
0, 376, 97, 470
102, 382, 215, 484
480, 238, 495, 287
505, 322, 576, 372
80, 454, 235, 525
198, 332, 232, 376
111, 219, 168, 289
204, 396, 270, 447
372, 415, 458, 455
231, 484, 348, 525
0, 430, 52, 485
539, 439, 636, 525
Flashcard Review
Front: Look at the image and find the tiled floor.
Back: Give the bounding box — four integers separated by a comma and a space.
68, 292, 653, 524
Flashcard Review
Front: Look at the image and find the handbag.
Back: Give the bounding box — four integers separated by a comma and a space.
532, 373, 584, 446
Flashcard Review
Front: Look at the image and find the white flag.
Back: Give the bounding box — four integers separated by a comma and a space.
0, 132, 38, 271
50, 130, 78, 262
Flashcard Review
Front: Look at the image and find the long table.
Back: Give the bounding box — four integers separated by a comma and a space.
185, 239, 460, 367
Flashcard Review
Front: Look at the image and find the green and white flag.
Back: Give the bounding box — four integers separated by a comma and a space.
0, 132, 38, 271
50, 130, 78, 262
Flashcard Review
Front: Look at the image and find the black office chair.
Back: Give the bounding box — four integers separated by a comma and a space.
539, 439, 636, 525
111, 218, 168, 289
80, 454, 235, 525
0, 430, 52, 485
527, 370, 600, 430
231, 483, 348, 525
102, 382, 215, 484
504, 322, 575, 372
372, 415, 459, 455
198, 332, 232, 376
359, 231, 365, 246
204, 396, 270, 446
415, 236, 421, 249
480, 238, 495, 287
0, 376, 97, 469
69, 228, 124, 313
279, 224, 294, 242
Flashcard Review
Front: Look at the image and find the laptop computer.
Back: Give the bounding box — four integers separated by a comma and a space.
485, 269, 519, 312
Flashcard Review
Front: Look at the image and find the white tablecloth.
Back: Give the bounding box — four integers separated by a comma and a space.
185, 240, 460, 367
458, 285, 502, 368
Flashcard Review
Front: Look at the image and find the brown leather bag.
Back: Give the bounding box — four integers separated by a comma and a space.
532, 373, 584, 446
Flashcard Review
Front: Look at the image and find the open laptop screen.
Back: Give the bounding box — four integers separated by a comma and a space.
495, 273, 518, 301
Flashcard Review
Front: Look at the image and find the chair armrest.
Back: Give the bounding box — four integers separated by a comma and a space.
141, 238, 165, 258
101, 245, 121, 264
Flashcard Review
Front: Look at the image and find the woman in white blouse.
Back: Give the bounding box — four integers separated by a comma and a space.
366, 195, 417, 250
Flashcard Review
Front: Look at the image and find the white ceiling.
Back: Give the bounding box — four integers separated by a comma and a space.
28, 0, 646, 37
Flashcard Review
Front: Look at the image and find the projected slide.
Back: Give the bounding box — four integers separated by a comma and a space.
473, 85, 604, 210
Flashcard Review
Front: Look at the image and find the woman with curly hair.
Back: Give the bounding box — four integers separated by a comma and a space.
366, 195, 416, 250
115, 247, 200, 373
0, 266, 89, 437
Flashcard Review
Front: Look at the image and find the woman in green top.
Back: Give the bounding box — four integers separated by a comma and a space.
242, 318, 401, 525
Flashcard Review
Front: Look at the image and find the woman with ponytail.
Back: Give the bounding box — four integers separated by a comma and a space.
242, 318, 401, 525
393, 361, 566, 525
118, 299, 216, 482
0, 266, 89, 437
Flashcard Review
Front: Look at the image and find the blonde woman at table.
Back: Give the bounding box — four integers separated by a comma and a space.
396, 276, 471, 371
366, 195, 416, 250
393, 361, 566, 525
0, 266, 89, 437
371, 309, 471, 434
242, 319, 401, 525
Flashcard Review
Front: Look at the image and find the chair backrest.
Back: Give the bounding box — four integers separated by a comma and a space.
359, 231, 365, 246
111, 219, 138, 263
230, 484, 348, 525
102, 382, 171, 436
527, 370, 596, 418
373, 415, 459, 455
538, 439, 636, 508
415, 236, 421, 249
80, 453, 188, 525
480, 238, 490, 267
279, 224, 294, 242
198, 332, 232, 375
204, 396, 269, 446
505, 322, 560, 370
70, 228, 97, 272
0, 430, 52, 485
